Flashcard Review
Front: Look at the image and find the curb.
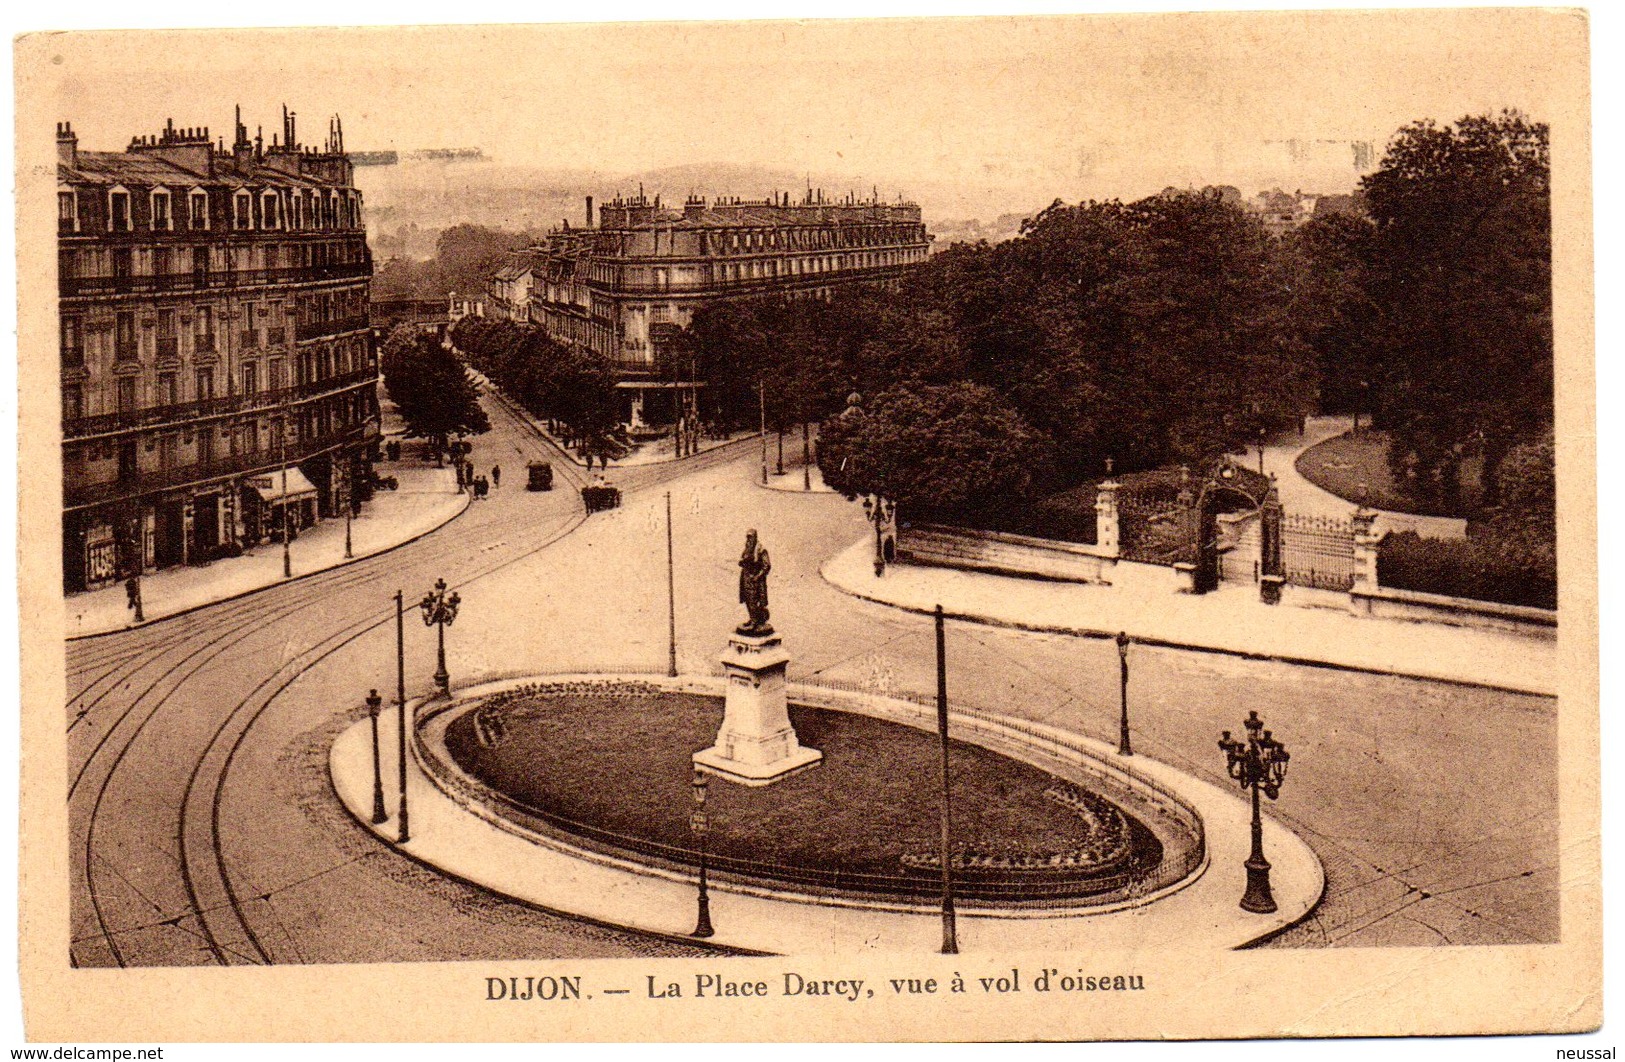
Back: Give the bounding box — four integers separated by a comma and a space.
821, 552, 1553, 699
66, 486, 472, 642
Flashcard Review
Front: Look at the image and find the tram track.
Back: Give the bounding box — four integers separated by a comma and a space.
71, 380, 761, 967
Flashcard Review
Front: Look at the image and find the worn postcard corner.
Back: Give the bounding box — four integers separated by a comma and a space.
14, 6, 1597, 1045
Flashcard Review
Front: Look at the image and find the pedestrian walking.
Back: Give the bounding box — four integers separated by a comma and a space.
492, 464, 501, 488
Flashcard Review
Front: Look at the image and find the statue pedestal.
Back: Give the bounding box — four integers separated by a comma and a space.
693, 631, 822, 786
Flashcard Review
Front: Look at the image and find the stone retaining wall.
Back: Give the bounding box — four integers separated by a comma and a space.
897, 523, 1117, 585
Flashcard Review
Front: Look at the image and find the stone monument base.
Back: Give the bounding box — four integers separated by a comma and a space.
693, 630, 822, 786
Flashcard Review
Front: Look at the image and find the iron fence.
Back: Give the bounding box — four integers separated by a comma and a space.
411, 670, 1206, 909
1118, 492, 1192, 566
1281, 512, 1356, 591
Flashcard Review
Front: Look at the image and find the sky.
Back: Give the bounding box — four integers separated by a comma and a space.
26, 8, 1583, 210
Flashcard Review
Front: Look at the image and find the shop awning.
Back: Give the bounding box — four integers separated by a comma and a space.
245, 467, 319, 504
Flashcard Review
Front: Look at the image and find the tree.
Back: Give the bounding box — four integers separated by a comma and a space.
1358, 111, 1551, 508
817, 383, 1041, 524
383, 333, 490, 458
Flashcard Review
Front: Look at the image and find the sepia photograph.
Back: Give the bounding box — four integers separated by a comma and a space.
11, 2, 1600, 1045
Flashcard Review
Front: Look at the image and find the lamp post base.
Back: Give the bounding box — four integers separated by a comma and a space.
693, 869, 715, 938
1240, 854, 1277, 913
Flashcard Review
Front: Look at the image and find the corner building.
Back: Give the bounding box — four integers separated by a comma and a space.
510, 191, 932, 424
57, 111, 380, 594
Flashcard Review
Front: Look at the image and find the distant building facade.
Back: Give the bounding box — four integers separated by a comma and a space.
490, 191, 932, 426
58, 110, 379, 593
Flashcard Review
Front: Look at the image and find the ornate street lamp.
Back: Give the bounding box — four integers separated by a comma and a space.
1115, 631, 1132, 757
419, 578, 461, 695
365, 688, 387, 824
690, 770, 714, 938
1218, 710, 1291, 913
862, 495, 892, 577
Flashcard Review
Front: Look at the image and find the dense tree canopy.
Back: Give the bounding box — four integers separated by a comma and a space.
817, 385, 1040, 521
450, 316, 628, 467
381, 327, 490, 453
1356, 111, 1551, 508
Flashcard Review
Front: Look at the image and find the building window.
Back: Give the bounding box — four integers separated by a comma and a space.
195, 367, 214, 401
158, 371, 178, 406
189, 190, 209, 230
114, 312, 136, 361
155, 310, 177, 361
58, 189, 77, 233
192, 246, 209, 283
115, 376, 137, 413
158, 435, 178, 470
108, 190, 130, 233
60, 316, 82, 366
241, 303, 257, 351
262, 191, 280, 230
269, 357, 286, 391
62, 383, 82, 421
151, 190, 171, 231
234, 192, 252, 230
242, 362, 257, 396
195, 306, 215, 355
196, 426, 214, 465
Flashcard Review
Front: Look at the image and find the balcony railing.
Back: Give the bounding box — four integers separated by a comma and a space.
296, 314, 371, 341
62, 369, 377, 440
59, 261, 373, 299
65, 422, 376, 511
603, 260, 920, 296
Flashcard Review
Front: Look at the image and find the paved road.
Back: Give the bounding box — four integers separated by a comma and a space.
66, 388, 1558, 967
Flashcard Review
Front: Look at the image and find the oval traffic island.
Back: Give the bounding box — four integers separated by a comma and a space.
416, 678, 1205, 909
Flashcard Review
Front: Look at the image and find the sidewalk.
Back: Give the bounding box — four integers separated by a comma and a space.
465, 369, 754, 468
823, 540, 1555, 696
65, 462, 466, 639
761, 463, 835, 493
330, 677, 1322, 955
1267, 416, 1467, 539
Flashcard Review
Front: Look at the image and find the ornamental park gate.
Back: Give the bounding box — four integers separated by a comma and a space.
1116, 458, 1357, 603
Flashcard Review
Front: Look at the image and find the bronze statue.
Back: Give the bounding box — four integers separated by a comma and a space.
737, 529, 773, 636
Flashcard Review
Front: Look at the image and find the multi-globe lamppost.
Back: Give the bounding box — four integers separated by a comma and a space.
420, 578, 462, 695
1218, 710, 1292, 913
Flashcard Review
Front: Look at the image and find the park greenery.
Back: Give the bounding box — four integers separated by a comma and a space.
391, 111, 1553, 604
687, 111, 1554, 600
380, 326, 490, 457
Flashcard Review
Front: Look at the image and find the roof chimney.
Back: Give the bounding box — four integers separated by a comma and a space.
56, 121, 77, 168
585, 195, 594, 228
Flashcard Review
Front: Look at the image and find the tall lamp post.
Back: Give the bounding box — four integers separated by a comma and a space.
420, 578, 461, 695
279, 403, 292, 579
862, 495, 892, 577
365, 689, 387, 824
690, 770, 714, 938
1115, 631, 1132, 756
758, 380, 768, 485
395, 590, 410, 844
342, 463, 354, 559
1218, 710, 1291, 913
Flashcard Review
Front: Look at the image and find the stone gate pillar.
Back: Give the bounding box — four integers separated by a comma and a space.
1349, 507, 1381, 613
1259, 478, 1284, 605
1095, 478, 1121, 559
